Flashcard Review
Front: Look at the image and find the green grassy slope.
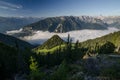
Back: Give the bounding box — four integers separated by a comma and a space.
34, 44, 65, 54
80, 31, 120, 49
33, 35, 66, 53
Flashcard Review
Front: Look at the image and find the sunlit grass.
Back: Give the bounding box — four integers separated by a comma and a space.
34, 44, 66, 54
33, 43, 75, 54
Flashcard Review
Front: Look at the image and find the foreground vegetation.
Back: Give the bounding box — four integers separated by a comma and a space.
1, 31, 120, 80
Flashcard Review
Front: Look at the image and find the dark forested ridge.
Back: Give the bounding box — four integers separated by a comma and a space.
0, 42, 18, 80
0, 33, 33, 50
0, 41, 35, 80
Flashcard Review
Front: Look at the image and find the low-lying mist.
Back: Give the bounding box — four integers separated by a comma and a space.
7, 27, 120, 45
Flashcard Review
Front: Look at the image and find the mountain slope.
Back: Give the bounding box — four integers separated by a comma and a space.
102, 16, 120, 29
0, 33, 33, 50
0, 42, 18, 79
80, 31, 120, 49
34, 35, 65, 52
23, 16, 108, 33
0, 16, 42, 33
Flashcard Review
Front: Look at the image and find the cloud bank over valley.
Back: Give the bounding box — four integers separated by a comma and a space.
6, 27, 119, 45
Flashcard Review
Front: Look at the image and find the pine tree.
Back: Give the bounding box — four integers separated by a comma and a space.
29, 56, 45, 80
74, 40, 79, 50
29, 56, 39, 72
65, 34, 72, 62
67, 34, 70, 44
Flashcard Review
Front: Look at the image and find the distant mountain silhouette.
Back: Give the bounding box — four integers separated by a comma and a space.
0, 16, 43, 33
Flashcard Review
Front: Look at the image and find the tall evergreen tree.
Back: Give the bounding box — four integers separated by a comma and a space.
65, 34, 72, 62
28, 56, 45, 80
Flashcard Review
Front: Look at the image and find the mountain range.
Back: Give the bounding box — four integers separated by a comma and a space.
1, 15, 120, 47
3, 16, 120, 35
23, 16, 108, 33
101, 16, 120, 28
7, 16, 109, 38
6, 16, 120, 38
21, 16, 120, 32
0, 16, 43, 33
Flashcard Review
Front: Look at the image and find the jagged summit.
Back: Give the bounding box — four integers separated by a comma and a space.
23, 16, 107, 33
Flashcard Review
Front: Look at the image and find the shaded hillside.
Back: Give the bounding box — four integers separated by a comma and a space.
0, 33, 33, 50
80, 31, 120, 50
23, 16, 108, 33
34, 35, 65, 50
0, 16, 42, 33
0, 42, 18, 80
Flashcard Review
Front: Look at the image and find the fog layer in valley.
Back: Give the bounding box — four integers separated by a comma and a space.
7, 27, 120, 45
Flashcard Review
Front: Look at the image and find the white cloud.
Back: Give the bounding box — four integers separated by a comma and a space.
0, 1, 22, 10
20, 27, 120, 45
6, 28, 23, 34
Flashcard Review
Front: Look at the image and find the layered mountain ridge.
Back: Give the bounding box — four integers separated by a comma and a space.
0, 33, 33, 50
5, 16, 120, 43
23, 16, 108, 33
0, 16, 43, 33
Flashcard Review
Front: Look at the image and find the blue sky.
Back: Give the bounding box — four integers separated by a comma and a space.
0, 0, 120, 17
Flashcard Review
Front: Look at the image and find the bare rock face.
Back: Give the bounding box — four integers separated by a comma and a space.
55, 24, 63, 33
